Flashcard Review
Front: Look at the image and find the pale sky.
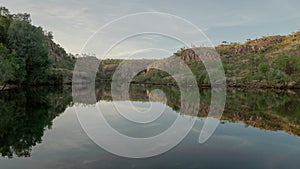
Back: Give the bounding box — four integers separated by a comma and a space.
1, 0, 300, 58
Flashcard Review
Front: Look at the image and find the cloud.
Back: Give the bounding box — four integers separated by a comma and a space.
2, 0, 299, 54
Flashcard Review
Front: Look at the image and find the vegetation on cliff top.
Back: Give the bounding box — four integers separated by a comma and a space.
216, 32, 300, 87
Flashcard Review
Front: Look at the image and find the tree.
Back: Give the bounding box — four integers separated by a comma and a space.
0, 58, 14, 89
0, 13, 12, 44
258, 62, 270, 74
294, 56, 300, 73
8, 20, 49, 84
0, 6, 10, 16
45, 31, 53, 40
274, 55, 295, 75
222, 41, 228, 44
0, 44, 23, 88
12, 13, 31, 23
258, 62, 270, 82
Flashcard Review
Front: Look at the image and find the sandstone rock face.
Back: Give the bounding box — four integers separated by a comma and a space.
216, 35, 286, 57
233, 36, 284, 55
179, 49, 200, 62
47, 38, 69, 63
175, 47, 220, 62
102, 64, 118, 72
287, 81, 297, 88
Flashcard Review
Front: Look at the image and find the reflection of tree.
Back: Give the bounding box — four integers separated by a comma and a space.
223, 89, 300, 136
96, 83, 300, 137
0, 87, 72, 158
6, 83, 296, 159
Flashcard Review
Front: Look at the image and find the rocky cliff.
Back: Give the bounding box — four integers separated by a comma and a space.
46, 37, 70, 64
216, 31, 300, 57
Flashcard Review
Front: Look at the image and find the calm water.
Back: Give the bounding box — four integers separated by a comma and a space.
1, 84, 300, 168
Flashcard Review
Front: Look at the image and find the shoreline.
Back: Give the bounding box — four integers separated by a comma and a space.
2, 80, 300, 91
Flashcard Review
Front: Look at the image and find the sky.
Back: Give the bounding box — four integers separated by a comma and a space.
1, 0, 300, 58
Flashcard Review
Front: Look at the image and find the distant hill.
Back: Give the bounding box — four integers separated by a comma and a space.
98, 31, 300, 88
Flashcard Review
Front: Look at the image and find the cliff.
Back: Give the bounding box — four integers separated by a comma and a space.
216, 31, 300, 57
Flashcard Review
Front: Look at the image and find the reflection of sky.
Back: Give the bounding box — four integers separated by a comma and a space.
98, 101, 177, 138
2, 0, 300, 56
1, 102, 300, 169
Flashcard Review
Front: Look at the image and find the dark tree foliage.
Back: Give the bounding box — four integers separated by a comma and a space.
0, 6, 53, 85
0, 87, 73, 158
8, 20, 49, 84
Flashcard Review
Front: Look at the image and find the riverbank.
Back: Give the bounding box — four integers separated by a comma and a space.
2, 79, 300, 92
96, 79, 300, 90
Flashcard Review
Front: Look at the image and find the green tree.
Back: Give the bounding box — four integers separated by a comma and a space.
8, 20, 49, 84
0, 11, 12, 44
12, 13, 31, 23
274, 55, 295, 75
294, 56, 300, 73
0, 6, 10, 16
258, 62, 270, 74
0, 44, 23, 88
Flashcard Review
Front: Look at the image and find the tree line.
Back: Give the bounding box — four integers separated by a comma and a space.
0, 6, 55, 88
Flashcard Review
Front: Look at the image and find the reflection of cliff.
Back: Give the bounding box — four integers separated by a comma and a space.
220, 89, 300, 136
222, 109, 300, 136
0, 87, 72, 158
95, 84, 300, 137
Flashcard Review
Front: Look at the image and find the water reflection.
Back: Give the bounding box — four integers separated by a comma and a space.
95, 84, 300, 137
0, 87, 73, 158
1, 84, 300, 158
